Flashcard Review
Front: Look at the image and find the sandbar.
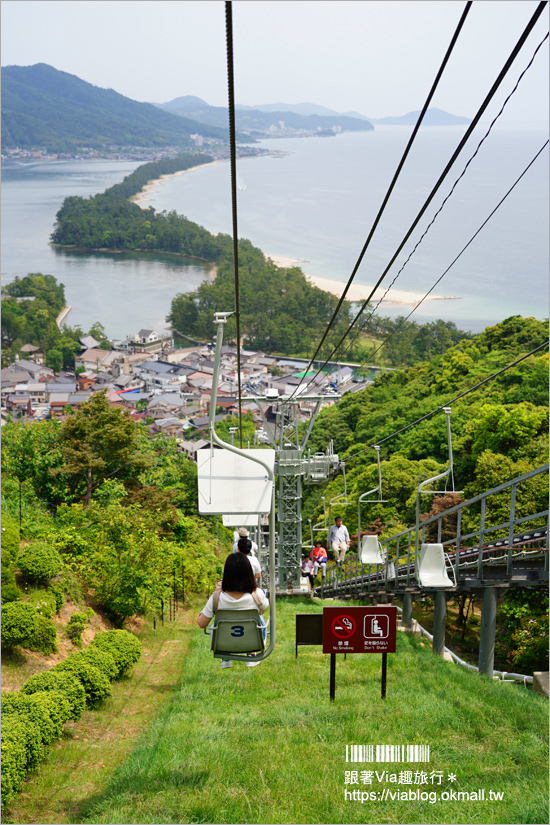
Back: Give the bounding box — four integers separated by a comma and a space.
130, 160, 224, 206
267, 254, 459, 307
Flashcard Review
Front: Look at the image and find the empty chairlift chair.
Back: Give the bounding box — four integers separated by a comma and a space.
205, 609, 267, 659
415, 543, 455, 588
360, 535, 386, 565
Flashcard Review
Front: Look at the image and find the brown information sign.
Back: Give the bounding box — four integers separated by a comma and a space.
322, 606, 397, 654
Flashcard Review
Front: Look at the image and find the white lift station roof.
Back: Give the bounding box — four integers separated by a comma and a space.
197, 448, 276, 515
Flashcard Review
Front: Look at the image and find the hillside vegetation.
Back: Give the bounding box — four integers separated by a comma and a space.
1, 63, 228, 151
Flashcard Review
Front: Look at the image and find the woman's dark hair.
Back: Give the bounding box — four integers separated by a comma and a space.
237, 537, 252, 554
222, 552, 257, 593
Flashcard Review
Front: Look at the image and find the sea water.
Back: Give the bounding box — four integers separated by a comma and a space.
1, 127, 548, 338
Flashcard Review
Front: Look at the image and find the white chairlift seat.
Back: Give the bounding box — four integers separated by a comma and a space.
415, 543, 455, 588
360, 535, 386, 565
205, 609, 266, 658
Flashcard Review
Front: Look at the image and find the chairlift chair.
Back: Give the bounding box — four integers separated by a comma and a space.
360, 535, 386, 565
204, 608, 267, 658
415, 543, 456, 588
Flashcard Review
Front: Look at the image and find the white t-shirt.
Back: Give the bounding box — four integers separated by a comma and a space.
240, 553, 261, 577
232, 540, 258, 555
201, 589, 269, 619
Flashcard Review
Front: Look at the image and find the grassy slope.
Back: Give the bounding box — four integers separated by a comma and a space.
24, 598, 546, 825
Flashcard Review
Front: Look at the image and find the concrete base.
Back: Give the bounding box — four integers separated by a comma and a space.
533, 672, 549, 698
398, 619, 422, 637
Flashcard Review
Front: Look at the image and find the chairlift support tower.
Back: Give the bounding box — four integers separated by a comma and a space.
251, 392, 341, 589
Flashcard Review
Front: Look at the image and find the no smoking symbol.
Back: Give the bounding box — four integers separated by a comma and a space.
331, 614, 356, 639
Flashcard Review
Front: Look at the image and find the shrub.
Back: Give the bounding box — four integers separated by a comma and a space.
1, 713, 44, 777
1, 717, 29, 808
1, 601, 40, 649
1, 511, 20, 604
17, 541, 63, 584
77, 647, 118, 681
2, 692, 56, 746
54, 655, 112, 707
33, 614, 58, 654
66, 610, 90, 645
89, 629, 141, 677
28, 588, 57, 619
21, 670, 86, 721
48, 581, 65, 612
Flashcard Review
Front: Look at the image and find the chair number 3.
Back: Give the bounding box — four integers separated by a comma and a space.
230, 625, 244, 637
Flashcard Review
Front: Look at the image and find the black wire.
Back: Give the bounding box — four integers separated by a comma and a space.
347, 139, 549, 364
289, 0, 548, 400
344, 341, 550, 462
357, 31, 550, 337
286, 1, 472, 396
225, 0, 243, 447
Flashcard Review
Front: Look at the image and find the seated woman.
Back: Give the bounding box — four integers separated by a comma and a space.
198, 553, 269, 669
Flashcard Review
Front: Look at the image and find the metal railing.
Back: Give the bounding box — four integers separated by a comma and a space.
317, 465, 549, 597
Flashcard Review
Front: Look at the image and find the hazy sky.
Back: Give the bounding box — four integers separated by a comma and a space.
1, 1, 548, 126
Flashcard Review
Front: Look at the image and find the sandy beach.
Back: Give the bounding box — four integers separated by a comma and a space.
129, 160, 224, 206
267, 254, 459, 307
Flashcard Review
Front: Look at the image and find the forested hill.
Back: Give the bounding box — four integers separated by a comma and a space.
1, 64, 229, 151
303, 315, 549, 540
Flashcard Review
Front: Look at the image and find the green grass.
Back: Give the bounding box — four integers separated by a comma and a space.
67, 598, 548, 825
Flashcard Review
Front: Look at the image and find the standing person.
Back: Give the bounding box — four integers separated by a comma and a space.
301, 555, 315, 588
328, 516, 350, 569
232, 527, 258, 556
310, 542, 328, 580
237, 537, 262, 584
198, 553, 268, 669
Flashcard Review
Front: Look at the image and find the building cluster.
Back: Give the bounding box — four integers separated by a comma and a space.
1, 327, 372, 458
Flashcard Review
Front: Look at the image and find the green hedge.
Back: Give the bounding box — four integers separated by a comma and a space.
89, 629, 141, 677
66, 609, 92, 644
17, 541, 63, 583
3, 630, 141, 810
1, 716, 44, 807
21, 670, 86, 721
1, 600, 58, 654
54, 654, 112, 706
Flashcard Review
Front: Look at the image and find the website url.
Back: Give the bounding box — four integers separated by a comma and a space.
345, 788, 504, 804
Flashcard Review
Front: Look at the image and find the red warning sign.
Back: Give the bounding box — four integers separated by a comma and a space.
323, 606, 397, 653
331, 614, 357, 639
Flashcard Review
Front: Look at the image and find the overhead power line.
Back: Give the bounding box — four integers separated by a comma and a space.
344, 340, 550, 462
225, 0, 243, 447
284, 1, 473, 391
344, 139, 549, 364
289, 0, 548, 401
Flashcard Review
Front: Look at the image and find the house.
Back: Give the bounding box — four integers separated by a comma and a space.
12, 359, 53, 381
6, 395, 32, 418
126, 329, 173, 355
19, 343, 43, 363
149, 417, 183, 438
75, 348, 116, 372
79, 335, 101, 350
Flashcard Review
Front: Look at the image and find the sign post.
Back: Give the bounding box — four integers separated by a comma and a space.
323, 606, 397, 700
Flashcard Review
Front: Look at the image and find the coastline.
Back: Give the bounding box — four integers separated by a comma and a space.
127, 162, 459, 309
129, 160, 225, 206
267, 254, 459, 307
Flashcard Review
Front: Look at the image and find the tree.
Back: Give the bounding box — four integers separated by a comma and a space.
56, 392, 149, 505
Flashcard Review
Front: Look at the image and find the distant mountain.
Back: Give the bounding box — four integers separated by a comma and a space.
371, 107, 471, 126
156, 97, 373, 136
1, 64, 229, 152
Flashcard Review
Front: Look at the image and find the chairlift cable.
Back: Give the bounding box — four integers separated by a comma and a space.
340, 139, 550, 366
344, 340, 550, 462
225, 0, 243, 447
288, 1, 548, 400
355, 31, 550, 336
283, 0, 473, 397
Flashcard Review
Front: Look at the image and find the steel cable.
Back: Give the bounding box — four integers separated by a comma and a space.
225, 0, 243, 447
288, 1, 548, 401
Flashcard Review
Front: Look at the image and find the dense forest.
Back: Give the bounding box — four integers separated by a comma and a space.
0, 273, 109, 370
1, 63, 229, 151
303, 315, 549, 671
1, 392, 229, 623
